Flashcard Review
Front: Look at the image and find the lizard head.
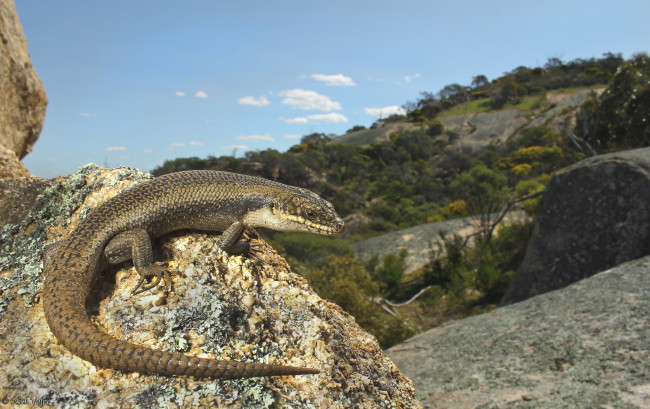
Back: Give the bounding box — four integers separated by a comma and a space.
247, 187, 345, 235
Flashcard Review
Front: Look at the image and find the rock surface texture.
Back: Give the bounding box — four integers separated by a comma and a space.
388, 256, 650, 409
501, 147, 650, 305
0, 165, 421, 408
0, 0, 47, 164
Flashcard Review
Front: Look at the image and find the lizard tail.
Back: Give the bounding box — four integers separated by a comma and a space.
43, 286, 319, 378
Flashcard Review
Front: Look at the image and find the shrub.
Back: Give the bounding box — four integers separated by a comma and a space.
304, 256, 417, 348
365, 249, 408, 297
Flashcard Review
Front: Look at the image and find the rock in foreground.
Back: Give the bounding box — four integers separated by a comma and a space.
0, 165, 421, 408
387, 256, 650, 408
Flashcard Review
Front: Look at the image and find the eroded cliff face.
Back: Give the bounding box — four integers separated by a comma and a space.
0, 165, 422, 409
0, 0, 47, 177
501, 146, 650, 306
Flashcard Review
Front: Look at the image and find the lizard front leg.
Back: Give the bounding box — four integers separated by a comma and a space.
218, 221, 265, 261
104, 229, 174, 294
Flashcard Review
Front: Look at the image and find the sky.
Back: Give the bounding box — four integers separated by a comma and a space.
15, 0, 650, 178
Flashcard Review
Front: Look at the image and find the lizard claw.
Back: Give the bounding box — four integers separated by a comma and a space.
246, 241, 266, 263
30, 290, 42, 305
247, 240, 283, 266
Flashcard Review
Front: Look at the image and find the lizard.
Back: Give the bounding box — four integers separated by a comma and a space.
42, 170, 345, 378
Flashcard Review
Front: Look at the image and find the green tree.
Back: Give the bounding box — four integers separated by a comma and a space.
582, 53, 650, 151
424, 232, 467, 289
471, 74, 489, 89
450, 165, 510, 240
490, 75, 526, 107
346, 125, 366, 134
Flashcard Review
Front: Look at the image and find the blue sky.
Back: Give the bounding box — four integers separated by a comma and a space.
15, 0, 650, 178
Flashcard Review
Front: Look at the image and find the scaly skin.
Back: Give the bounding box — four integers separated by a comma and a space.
42, 170, 344, 378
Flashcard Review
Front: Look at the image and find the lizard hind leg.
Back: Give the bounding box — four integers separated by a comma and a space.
104, 229, 176, 295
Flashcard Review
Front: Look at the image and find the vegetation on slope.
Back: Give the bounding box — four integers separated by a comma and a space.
151, 53, 650, 348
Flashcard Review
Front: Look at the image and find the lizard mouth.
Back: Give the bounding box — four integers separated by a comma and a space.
301, 218, 345, 235
285, 212, 344, 235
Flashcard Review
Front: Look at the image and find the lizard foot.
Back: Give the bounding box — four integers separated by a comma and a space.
132, 262, 178, 295
248, 240, 284, 267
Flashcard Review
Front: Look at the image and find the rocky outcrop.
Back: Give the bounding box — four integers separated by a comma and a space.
501, 147, 650, 305
387, 256, 650, 408
442, 109, 528, 147
333, 89, 598, 150
0, 0, 47, 163
0, 165, 421, 408
353, 212, 528, 274
441, 89, 599, 150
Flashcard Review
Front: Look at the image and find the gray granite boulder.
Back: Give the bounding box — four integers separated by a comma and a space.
501, 147, 650, 305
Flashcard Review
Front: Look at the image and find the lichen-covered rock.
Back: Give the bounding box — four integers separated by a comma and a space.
387, 256, 650, 408
501, 147, 650, 305
0, 165, 421, 408
0, 0, 47, 160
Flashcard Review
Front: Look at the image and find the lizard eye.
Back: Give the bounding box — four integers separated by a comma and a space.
305, 210, 315, 219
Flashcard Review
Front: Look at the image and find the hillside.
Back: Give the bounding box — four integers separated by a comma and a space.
333, 87, 602, 150
332, 122, 421, 147
151, 53, 650, 348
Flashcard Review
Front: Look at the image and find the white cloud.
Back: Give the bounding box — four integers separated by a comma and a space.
143, 149, 153, 153
310, 73, 356, 86
236, 133, 274, 142
364, 105, 407, 118
189, 140, 203, 146
281, 116, 309, 124
238, 95, 270, 107
105, 146, 126, 151
281, 113, 348, 124
79, 112, 98, 117
169, 142, 185, 148
195, 90, 208, 98
174, 91, 185, 97
308, 113, 348, 123
404, 73, 422, 83
283, 134, 303, 139
279, 89, 341, 111
228, 144, 249, 150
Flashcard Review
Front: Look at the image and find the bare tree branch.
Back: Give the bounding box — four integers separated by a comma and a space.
373, 285, 433, 316
569, 133, 597, 157
482, 189, 545, 244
